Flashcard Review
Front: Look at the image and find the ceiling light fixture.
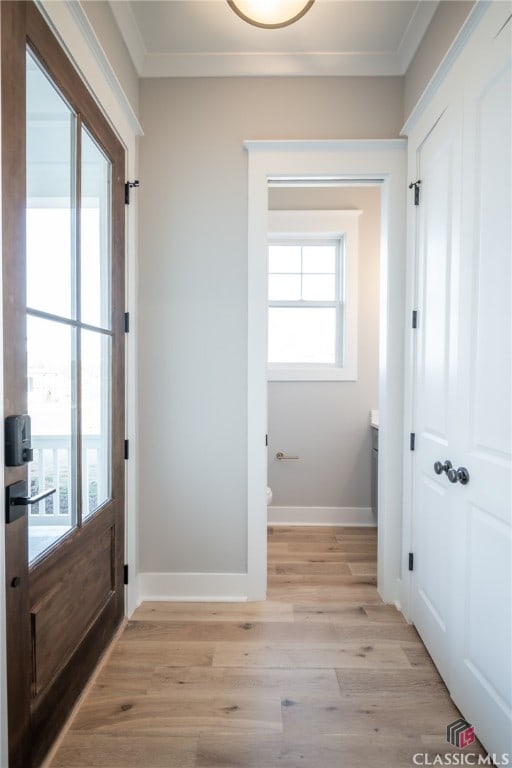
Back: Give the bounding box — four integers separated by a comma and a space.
227, 0, 315, 29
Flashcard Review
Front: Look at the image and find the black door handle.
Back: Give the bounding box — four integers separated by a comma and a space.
5, 480, 56, 524
10, 487, 56, 506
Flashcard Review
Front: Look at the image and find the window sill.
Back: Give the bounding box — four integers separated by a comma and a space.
267, 365, 357, 382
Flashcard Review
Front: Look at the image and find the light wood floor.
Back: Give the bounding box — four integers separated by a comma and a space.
48, 526, 485, 767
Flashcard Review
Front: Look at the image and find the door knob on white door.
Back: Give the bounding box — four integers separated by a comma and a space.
447, 467, 459, 483
446, 466, 470, 485
456, 467, 470, 485
434, 460, 452, 476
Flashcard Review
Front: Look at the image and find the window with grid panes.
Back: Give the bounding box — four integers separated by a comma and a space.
267, 239, 343, 366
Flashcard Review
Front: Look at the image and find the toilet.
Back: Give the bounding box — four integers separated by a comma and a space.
266, 486, 273, 505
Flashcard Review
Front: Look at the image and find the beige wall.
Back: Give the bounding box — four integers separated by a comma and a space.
268, 186, 380, 510
82, 0, 139, 116
138, 77, 402, 574
404, 1, 475, 121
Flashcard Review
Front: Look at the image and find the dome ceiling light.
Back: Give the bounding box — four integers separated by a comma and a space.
227, 0, 315, 29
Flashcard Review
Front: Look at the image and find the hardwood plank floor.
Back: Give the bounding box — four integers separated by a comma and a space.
47, 526, 486, 767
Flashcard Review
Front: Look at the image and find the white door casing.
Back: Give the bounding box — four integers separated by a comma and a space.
245, 140, 406, 604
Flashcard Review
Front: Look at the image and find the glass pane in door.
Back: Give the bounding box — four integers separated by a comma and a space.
81, 128, 111, 329
81, 330, 111, 519
26, 48, 78, 564
27, 317, 77, 563
25, 48, 115, 551
26, 49, 75, 320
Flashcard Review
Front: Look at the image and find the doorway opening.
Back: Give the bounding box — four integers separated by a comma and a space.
244, 140, 407, 609
266, 183, 379, 530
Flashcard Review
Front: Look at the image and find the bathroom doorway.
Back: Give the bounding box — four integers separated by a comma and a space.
266, 183, 380, 530
245, 140, 406, 609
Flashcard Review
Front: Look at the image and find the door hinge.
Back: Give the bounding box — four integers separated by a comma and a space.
125, 179, 139, 205
410, 432, 416, 451
409, 179, 421, 206
265, 434, 268, 447
412, 310, 418, 329
124, 312, 130, 333
123, 564, 129, 585
124, 439, 129, 460
408, 553, 414, 571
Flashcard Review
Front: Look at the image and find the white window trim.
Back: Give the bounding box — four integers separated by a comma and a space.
267, 209, 361, 381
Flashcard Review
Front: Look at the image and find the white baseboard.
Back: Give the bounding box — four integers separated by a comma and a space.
138, 572, 249, 602
268, 505, 376, 526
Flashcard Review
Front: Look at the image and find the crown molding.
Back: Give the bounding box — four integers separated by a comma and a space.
108, 0, 146, 75
141, 51, 404, 78
109, 0, 439, 79
398, 0, 439, 72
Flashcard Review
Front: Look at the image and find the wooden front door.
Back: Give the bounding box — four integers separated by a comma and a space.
2, 4, 126, 766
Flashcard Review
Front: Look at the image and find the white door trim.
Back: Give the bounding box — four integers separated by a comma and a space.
245, 139, 407, 604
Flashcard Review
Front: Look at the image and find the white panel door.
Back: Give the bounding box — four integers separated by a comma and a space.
411, 103, 462, 685
411, 8, 512, 757
450, 21, 512, 757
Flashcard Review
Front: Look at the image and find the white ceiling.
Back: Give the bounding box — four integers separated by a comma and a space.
109, 0, 440, 78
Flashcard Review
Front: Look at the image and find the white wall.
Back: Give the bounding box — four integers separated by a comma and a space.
138, 77, 403, 589
267, 186, 379, 517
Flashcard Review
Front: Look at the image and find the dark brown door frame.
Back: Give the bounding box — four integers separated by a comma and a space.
2, 4, 31, 765
2, 3, 126, 766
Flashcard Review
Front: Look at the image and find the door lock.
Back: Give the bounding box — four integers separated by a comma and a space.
5, 414, 33, 466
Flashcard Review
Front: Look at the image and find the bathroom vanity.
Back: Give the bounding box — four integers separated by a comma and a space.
370, 411, 379, 520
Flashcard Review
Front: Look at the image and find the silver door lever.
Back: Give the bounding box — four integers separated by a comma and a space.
276, 452, 299, 460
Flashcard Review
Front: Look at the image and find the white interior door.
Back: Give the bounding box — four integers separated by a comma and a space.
450, 22, 512, 757
411, 102, 462, 686
411, 10, 511, 757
